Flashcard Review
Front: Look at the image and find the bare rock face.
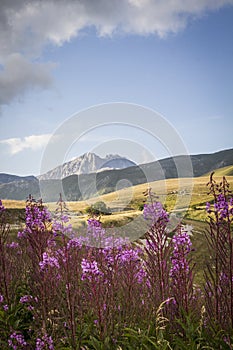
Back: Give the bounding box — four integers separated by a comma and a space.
38, 153, 136, 180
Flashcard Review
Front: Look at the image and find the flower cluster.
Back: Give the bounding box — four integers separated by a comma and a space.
18, 200, 52, 238
170, 230, 192, 278
169, 228, 194, 313
26, 202, 51, 229
8, 332, 27, 349
67, 237, 82, 250
143, 201, 169, 225
118, 247, 141, 263
39, 251, 60, 271
206, 194, 233, 221
215, 194, 233, 220
81, 258, 102, 281
36, 334, 54, 350
3, 304, 8, 311
87, 218, 107, 246
135, 264, 147, 284
7, 241, 19, 249
19, 294, 33, 303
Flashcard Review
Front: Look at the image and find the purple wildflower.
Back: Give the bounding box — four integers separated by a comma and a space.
135, 266, 147, 283
17, 231, 25, 239
170, 230, 192, 279
143, 201, 169, 225
170, 229, 193, 312
3, 304, 8, 311
20, 295, 32, 303
36, 334, 54, 350
118, 248, 141, 263
8, 332, 27, 349
206, 193, 233, 221
27, 305, 34, 311
81, 258, 102, 281
18, 200, 52, 238
39, 252, 60, 271
86, 218, 109, 247
7, 242, 19, 249
67, 237, 82, 250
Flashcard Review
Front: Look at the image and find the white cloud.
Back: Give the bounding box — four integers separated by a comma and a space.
0, 134, 52, 154
0, 0, 233, 106
1, 0, 232, 51
0, 54, 55, 106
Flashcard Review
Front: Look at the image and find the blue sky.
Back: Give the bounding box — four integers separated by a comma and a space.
0, 0, 233, 176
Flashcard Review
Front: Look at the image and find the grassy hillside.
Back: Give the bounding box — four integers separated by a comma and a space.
204, 164, 233, 177
3, 174, 233, 231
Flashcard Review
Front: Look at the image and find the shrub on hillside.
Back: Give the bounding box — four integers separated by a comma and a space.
85, 201, 111, 216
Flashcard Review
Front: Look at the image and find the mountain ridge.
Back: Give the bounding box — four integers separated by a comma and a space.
1, 148, 233, 201
0, 173, 36, 184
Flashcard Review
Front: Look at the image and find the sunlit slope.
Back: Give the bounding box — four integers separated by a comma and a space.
204, 165, 233, 177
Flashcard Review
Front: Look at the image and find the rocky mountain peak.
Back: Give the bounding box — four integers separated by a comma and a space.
38, 152, 136, 180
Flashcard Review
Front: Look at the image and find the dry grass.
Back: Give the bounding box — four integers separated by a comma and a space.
2, 199, 26, 209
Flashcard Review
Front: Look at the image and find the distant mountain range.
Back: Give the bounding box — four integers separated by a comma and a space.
0, 174, 39, 201
1, 148, 233, 201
